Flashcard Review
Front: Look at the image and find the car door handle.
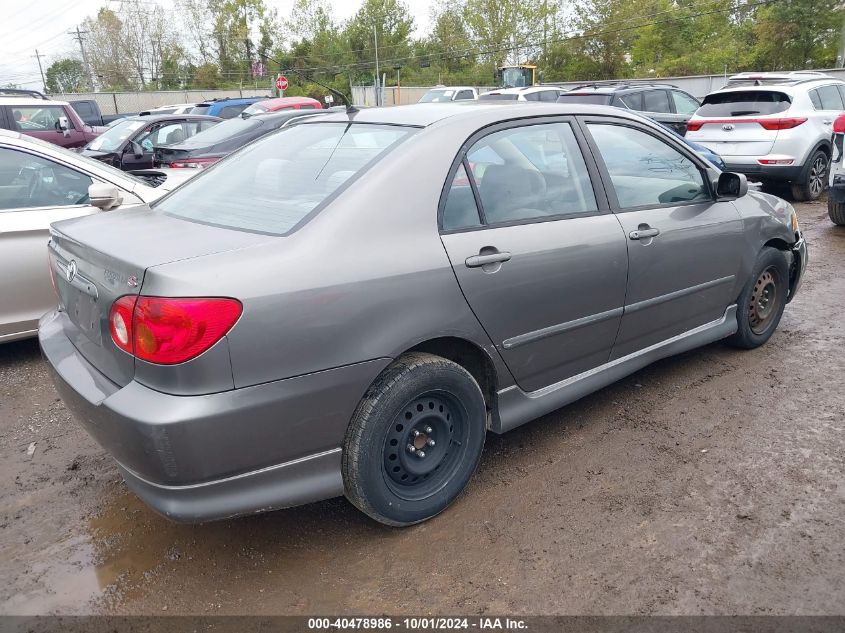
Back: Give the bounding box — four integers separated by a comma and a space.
465, 252, 512, 267
629, 227, 661, 240
824, 119, 833, 125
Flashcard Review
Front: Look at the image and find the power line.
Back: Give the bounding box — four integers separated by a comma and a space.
68, 26, 95, 90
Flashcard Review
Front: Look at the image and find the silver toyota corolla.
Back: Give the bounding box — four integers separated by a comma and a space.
40, 102, 807, 526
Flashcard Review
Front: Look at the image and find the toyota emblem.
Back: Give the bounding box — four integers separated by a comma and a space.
722, 123, 735, 131
66, 260, 77, 283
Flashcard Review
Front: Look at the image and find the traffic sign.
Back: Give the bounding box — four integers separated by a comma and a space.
276, 75, 288, 91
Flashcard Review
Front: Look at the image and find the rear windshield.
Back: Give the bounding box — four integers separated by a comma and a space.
190, 104, 211, 115
180, 116, 262, 145
698, 90, 791, 116
478, 93, 519, 101
419, 90, 454, 103
155, 122, 414, 235
557, 93, 612, 105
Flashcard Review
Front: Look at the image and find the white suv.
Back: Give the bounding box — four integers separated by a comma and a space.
687, 71, 845, 201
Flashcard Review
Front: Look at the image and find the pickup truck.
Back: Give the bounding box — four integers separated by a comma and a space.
69, 99, 136, 126
0, 93, 104, 148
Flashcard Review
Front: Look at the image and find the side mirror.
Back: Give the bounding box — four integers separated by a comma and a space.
715, 171, 748, 201
57, 116, 69, 131
88, 182, 123, 210
129, 141, 144, 159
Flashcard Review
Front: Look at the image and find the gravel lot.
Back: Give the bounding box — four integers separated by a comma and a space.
1, 198, 843, 616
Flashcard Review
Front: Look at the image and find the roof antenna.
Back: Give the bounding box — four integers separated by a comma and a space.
259, 54, 358, 114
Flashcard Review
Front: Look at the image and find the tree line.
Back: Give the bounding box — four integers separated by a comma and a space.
44, 0, 844, 96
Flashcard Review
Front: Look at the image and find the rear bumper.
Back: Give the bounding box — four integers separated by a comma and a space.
722, 161, 804, 183
39, 309, 389, 521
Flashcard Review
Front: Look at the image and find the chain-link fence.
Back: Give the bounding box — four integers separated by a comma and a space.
48, 89, 273, 115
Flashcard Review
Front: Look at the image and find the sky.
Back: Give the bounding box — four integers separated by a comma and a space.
0, 0, 433, 90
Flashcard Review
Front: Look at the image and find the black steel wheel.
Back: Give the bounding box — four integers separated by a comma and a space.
343, 353, 486, 527
726, 247, 789, 349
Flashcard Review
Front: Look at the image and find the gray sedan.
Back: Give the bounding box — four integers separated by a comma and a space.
40, 102, 807, 526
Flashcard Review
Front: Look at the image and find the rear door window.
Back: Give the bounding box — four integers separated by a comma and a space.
643, 90, 671, 113
810, 90, 822, 110
156, 123, 414, 235
615, 92, 643, 110
441, 163, 482, 231
698, 91, 791, 116
455, 90, 475, 100
670, 90, 700, 115
816, 85, 845, 111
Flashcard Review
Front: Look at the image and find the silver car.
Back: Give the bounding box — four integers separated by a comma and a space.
40, 103, 807, 526
0, 129, 195, 343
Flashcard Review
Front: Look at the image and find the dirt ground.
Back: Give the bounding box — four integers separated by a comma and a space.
1, 199, 843, 616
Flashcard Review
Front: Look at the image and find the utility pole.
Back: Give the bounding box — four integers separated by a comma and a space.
32, 50, 47, 93
373, 25, 380, 106
68, 26, 94, 91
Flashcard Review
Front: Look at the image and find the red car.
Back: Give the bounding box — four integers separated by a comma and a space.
241, 96, 322, 116
0, 93, 102, 149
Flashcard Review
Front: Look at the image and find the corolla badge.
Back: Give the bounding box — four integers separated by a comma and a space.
722, 123, 735, 131
66, 260, 77, 283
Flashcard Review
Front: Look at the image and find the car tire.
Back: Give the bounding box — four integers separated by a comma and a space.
342, 352, 487, 527
829, 199, 845, 226
725, 247, 790, 349
791, 150, 828, 202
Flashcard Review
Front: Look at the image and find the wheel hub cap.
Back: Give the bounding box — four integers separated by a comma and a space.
748, 268, 779, 334
383, 393, 464, 497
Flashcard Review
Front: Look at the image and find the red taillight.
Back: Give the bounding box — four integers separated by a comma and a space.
686, 118, 807, 132
168, 157, 220, 169
758, 117, 807, 130
109, 296, 242, 365
834, 114, 845, 134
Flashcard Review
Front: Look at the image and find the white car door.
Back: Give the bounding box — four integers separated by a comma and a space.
0, 147, 103, 340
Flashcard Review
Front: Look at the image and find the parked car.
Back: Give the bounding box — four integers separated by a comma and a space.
0, 96, 103, 148
0, 129, 196, 343
478, 86, 562, 102
241, 97, 322, 115
557, 82, 701, 135
827, 112, 845, 225
139, 103, 201, 116
418, 87, 478, 103
80, 114, 221, 171
686, 71, 844, 201
41, 102, 806, 527
190, 97, 269, 119
155, 108, 329, 169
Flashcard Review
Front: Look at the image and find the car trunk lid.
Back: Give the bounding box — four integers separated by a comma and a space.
47, 206, 272, 386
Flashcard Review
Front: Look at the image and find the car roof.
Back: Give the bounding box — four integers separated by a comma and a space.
303, 101, 642, 128
426, 86, 475, 91
126, 113, 222, 122
483, 86, 560, 95
196, 97, 266, 105
564, 82, 678, 94
0, 97, 69, 106
256, 97, 321, 107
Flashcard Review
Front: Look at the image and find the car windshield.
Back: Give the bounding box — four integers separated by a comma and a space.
557, 94, 612, 104
419, 90, 454, 103
85, 119, 147, 152
243, 103, 270, 115
478, 93, 519, 101
155, 122, 414, 235
698, 90, 791, 117
178, 116, 263, 145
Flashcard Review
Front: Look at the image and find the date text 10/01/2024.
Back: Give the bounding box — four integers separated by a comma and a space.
307, 618, 528, 630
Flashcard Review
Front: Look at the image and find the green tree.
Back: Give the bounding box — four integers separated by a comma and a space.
45, 58, 86, 93
751, 0, 842, 70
